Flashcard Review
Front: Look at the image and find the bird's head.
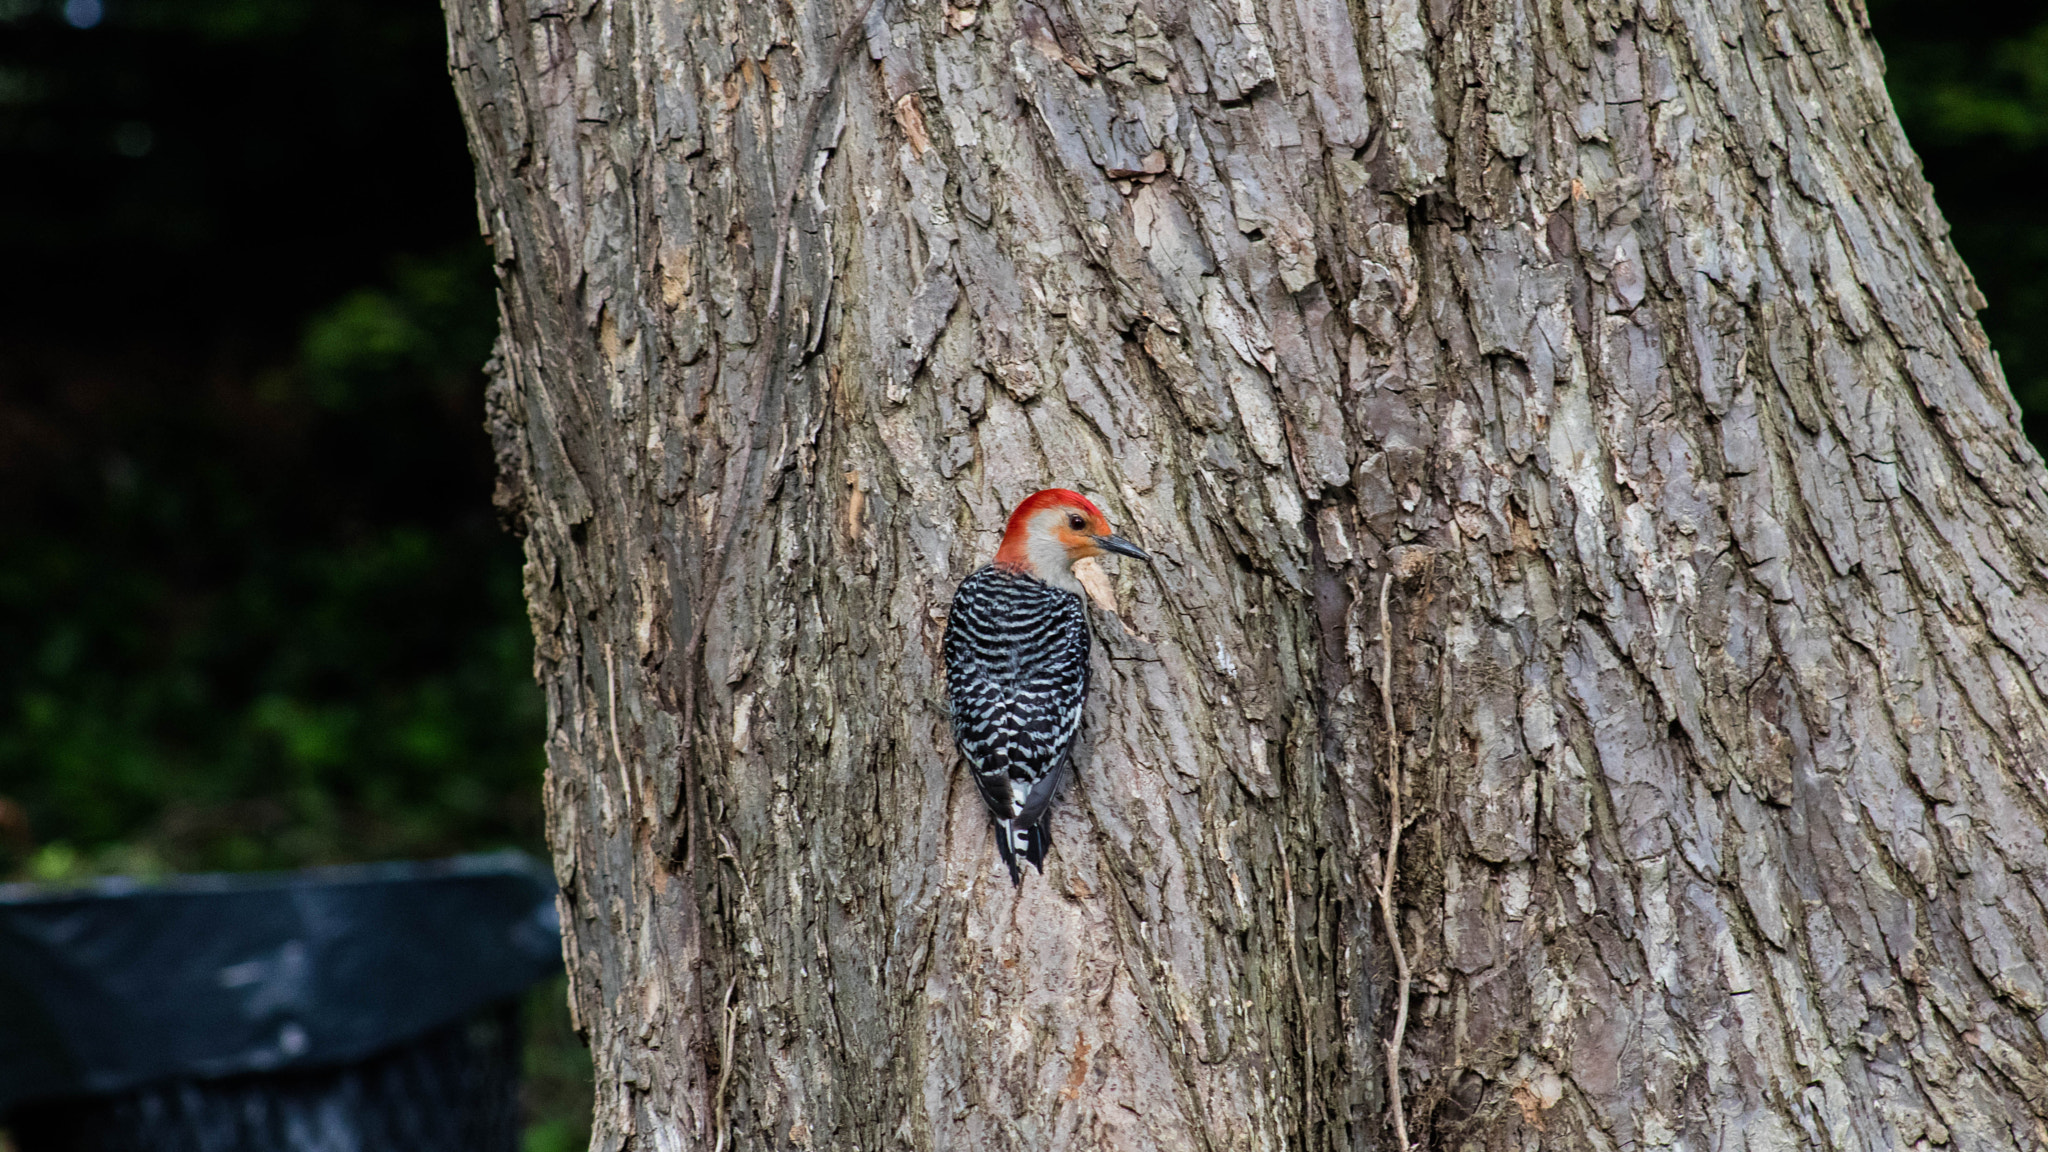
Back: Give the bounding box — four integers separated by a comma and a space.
992, 489, 1150, 592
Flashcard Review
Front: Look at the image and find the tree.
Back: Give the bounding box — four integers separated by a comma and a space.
444, 0, 2048, 1145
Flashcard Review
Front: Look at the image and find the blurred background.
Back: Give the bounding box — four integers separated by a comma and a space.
0, 0, 2042, 1147
0, 0, 589, 1147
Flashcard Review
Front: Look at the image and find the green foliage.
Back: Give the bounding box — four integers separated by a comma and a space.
1887, 20, 2048, 148
0, 0, 589, 1140
0, 0, 536, 874
523, 977, 597, 1152
0, 247, 543, 880
1872, 0, 2048, 444
303, 255, 504, 412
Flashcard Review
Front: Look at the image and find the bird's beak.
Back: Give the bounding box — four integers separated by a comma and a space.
1094, 534, 1152, 563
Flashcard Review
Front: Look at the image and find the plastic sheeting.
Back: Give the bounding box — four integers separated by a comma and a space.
7, 1001, 523, 1152
0, 852, 559, 1114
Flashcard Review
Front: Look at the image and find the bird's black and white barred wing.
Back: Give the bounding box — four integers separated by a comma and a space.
942, 566, 1090, 879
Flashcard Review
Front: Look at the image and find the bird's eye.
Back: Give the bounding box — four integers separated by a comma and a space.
1068, 514, 1087, 531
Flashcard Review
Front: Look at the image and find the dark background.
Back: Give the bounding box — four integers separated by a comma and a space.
0, 0, 2043, 1147
0, 0, 587, 1144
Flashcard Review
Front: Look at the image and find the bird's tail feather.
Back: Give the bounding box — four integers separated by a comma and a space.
995, 814, 1053, 885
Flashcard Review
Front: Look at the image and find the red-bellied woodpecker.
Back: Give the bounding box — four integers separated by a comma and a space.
943, 489, 1151, 884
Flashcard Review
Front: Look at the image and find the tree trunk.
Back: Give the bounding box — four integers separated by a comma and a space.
445, 0, 2048, 1145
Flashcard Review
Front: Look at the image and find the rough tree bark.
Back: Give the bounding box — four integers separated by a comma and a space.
445, 0, 2048, 1146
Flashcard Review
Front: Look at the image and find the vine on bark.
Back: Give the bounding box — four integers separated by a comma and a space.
1370, 555, 1431, 1151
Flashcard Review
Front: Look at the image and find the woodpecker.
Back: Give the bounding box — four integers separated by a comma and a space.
943, 489, 1151, 884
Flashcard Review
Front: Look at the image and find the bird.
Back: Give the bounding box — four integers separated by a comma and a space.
942, 489, 1151, 884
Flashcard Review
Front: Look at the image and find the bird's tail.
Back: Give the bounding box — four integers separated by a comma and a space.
995, 813, 1053, 885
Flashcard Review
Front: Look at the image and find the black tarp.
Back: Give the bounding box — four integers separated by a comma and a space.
0, 852, 559, 1114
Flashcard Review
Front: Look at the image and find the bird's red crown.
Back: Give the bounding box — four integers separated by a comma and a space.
992, 489, 1112, 573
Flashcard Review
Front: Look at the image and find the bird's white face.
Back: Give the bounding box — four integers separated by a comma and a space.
1020, 503, 1108, 593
